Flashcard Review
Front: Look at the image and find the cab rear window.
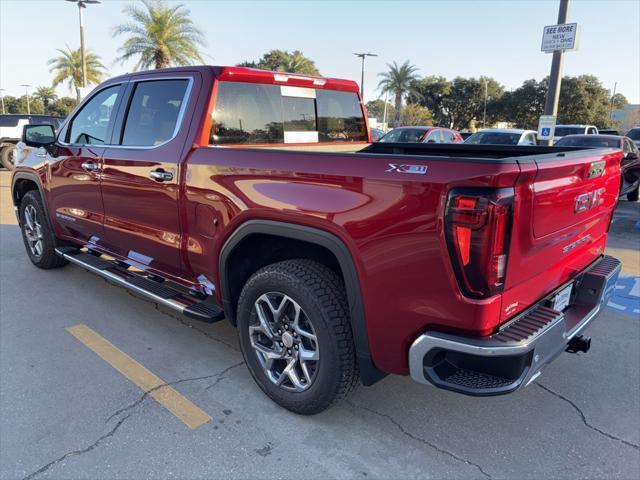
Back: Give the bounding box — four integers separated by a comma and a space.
211, 81, 367, 145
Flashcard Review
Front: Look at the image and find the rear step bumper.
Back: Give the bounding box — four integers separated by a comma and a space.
408, 255, 621, 396
55, 247, 225, 323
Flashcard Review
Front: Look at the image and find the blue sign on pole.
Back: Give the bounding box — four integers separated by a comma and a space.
541, 127, 551, 137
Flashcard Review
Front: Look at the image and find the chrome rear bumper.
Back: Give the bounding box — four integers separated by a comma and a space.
408, 255, 621, 396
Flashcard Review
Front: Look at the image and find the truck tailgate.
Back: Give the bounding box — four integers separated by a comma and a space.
501, 149, 622, 321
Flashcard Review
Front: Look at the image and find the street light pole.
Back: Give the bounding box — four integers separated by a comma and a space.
483, 78, 488, 128
20, 84, 32, 115
0, 89, 5, 114
66, 0, 101, 89
609, 82, 617, 123
353, 52, 377, 100
541, 0, 570, 145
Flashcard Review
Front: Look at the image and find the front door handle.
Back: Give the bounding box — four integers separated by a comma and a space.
149, 169, 174, 182
81, 160, 99, 172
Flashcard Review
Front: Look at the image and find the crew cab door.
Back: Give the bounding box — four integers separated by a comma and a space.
100, 76, 194, 280
49, 83, 125, 245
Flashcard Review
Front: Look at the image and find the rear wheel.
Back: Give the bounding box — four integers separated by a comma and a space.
237, 259, 358, 415
627, 184, 639, 202
19, 190, 67, 269
1, 146, 16, 170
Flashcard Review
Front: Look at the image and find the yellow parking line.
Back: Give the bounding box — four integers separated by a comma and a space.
66, 324, 211, 429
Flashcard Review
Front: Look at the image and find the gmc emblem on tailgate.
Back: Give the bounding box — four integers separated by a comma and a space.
575, 188, 605, 213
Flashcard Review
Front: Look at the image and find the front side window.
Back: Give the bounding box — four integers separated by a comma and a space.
211, 81, 367, 145
121, 79, 189, 146
68, 85, 120, 145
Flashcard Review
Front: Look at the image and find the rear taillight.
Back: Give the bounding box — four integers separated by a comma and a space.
445, 188, 514, 299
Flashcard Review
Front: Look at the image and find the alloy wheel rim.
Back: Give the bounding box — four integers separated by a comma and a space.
249, 292, 319, 392
23, 205, 44, 257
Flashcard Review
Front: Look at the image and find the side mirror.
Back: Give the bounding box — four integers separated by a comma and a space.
22, 124, 56, 148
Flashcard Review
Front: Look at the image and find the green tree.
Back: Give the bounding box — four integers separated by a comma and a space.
48, 97, 78, 117
442, 76, 504, 129
48, 47, 106, 102
365, 99, 393, 123
2, 96, 20, 114
399, 103, 433, 126
33, 87, 57, 115
497, 79, 548, 129
113, 0, 206, 70
407, 76, 452, 127
377, 61, 420, 127
557, 75, 613, 127
611, 93, 628, 110
3, 95, 43, 114
239, 50, 320, 76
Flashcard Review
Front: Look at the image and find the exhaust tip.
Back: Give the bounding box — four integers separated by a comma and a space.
566, 335, 591, 354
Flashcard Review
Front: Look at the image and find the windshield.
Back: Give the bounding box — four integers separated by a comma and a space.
627, 128, 640, 141
464, 131, 521, 145
379, 128, 427, 143
555, 127, 585, 137
555, 136, 620, 148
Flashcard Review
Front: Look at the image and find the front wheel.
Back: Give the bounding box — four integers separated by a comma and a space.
19, 190, 67, 269
237, 259, 358, 415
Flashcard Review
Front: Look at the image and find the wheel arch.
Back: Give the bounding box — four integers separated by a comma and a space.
11, 172, 51, 226
219, 219, 385, 385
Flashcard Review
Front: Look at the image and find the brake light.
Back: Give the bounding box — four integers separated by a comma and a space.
445, 188, 514, 298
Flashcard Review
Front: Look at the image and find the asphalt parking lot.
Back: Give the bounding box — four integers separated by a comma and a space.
1, 170, 638, 480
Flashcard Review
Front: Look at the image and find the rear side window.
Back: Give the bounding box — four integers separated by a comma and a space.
211, 81, 367, 145
425, 130, 442, 143
121, 79, 189, 146
316, 89, 367, 142
442, 130, 457, 143
67, 85, 120, 145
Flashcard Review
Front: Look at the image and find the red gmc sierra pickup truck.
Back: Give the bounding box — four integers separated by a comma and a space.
12, 66, 622, 414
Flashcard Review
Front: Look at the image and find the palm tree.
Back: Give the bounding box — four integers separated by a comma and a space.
33, 87, 57, 115
48, 47, 106, 102
113, 0, 206, 70
378, 61, 420, 127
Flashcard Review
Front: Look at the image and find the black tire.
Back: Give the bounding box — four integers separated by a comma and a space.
237, 259, 358, 415
18, 190, 67, 269
1, 146, 16, 170
627, 185, 639, 202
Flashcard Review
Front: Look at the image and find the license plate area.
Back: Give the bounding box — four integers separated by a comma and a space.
552, 283, 573, 312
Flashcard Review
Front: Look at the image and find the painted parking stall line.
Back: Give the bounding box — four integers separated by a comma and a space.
66, 324, 211, 429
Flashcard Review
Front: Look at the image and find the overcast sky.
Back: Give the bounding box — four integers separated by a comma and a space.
1, 0, 639, 103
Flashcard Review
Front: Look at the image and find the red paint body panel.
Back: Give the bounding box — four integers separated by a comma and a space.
11, 66, 622, 377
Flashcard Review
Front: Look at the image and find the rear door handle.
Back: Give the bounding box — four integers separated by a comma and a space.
149, 169, 174, 182
81, 161, 99, 172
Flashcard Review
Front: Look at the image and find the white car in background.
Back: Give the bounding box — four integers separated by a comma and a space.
553, 124, 599, 143
0, 114, 65, 169
463, 128, 538, 146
